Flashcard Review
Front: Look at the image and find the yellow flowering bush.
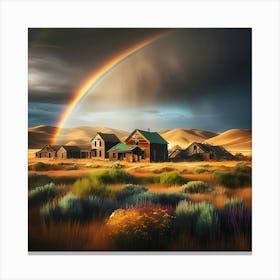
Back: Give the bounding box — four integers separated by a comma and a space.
107, 208, 173, 250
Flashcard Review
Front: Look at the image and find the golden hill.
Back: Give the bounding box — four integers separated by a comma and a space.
159, 128, 218, 149
28, 126, 251, 156
204, 129, 252, 155
28, 126, 129, 149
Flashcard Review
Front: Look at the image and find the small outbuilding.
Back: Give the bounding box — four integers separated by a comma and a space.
108, 142, 144, 162
184, 142, 235, 161
57, 145, 81, 159
35, 145, 61, 158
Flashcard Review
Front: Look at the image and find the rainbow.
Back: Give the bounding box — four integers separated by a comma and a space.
52, 31, 168, 144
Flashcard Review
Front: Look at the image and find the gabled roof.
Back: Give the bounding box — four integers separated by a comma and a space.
187, 142, 235, 159
108, 142, 140, 153
59, 145, 80, 152
91, 132, 120, 143
38, 144, 61, 152
126, 129, 168, 145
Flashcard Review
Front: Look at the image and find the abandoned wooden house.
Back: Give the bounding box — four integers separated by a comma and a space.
184, 142, 235, 161
57, 145, 81, 159
90, 132, 120, 160
108, 142, 144, 162
125, 129, 168, 162
168, 145, 185, 162
35, 145, 61, 158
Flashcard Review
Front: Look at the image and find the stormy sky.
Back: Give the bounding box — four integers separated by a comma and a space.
28, 28, 251, 132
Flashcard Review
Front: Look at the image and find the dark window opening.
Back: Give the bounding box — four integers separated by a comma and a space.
99, 151, 102, 157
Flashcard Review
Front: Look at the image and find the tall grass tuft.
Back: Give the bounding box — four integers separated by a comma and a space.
213, 163, 251, 188
40, 193, 117, 222
181, 181, 212, 193
115, 185, 148, 202
72, 170, 135, 198
175, 201, 219, 237
219, 198, 251, 234
31, 162, 64, 171
28, 173, 53, 190
29, 182, 57, 205
159, 173, 186, 186
110, 162, 124, 169
122, 192, 188, 208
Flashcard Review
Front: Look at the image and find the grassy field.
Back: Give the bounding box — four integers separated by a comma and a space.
28, 151, 252, 251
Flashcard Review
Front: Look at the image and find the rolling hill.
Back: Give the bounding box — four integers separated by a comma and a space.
28, 126, 129, 149
203, 129, 252, 155
28, 126, 252, 155
159, 128, 218, 149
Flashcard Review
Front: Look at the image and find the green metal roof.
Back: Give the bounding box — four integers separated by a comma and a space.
108, 142, 137, 153
137, 129, 168, 144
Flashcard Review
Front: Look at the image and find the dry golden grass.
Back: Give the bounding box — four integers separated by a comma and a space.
146, 184, 181, 193
188, 187, 251, 209
28, 152, 252, 208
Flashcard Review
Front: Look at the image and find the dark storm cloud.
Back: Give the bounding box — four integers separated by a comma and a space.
29, 28, 251, 130
28, 28, 168, 107
28, 102, 65, 127
132, 28, 251, 106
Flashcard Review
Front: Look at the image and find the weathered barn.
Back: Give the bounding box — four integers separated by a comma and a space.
168, 145, 185, 162
184, 142, 235, 161
108, 142, 144, 162
57, 145, 81, 159
125, 129, 168, 162
35, 145, 61, 158
91, 132, 120, 160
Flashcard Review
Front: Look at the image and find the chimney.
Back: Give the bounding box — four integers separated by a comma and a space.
148, 128, 150, 132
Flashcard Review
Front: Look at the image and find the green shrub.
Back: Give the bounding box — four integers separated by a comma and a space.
72, 177, 112, 198
224, 197, 244, 208
175, 201, 219, 237
196, 202, 219, 237
72, 170, 135, 198
139, 176, 160, 184
153, 167, 174, 174
181, 181, 212, 193
32, 162, 50, 171
195, 168, 209, 174
28, 173, 53, 190
31, 162, 64, 171
213, 163, 251, 188
110, 162, 124, 169
40, 194, 116, 222
29, 182, 57, 205
123, 192, 188, 208
89, 170, 135, 185
159, 173, 186, 186
115, 185, 148, 202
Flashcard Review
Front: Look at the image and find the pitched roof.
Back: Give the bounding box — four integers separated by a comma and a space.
60, 145, 80, 152
38, 145, 61, 152
108, 142, 139, 153
127, 129, 168, 144
92, 132, 120, 143
187, 142, 235, 159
